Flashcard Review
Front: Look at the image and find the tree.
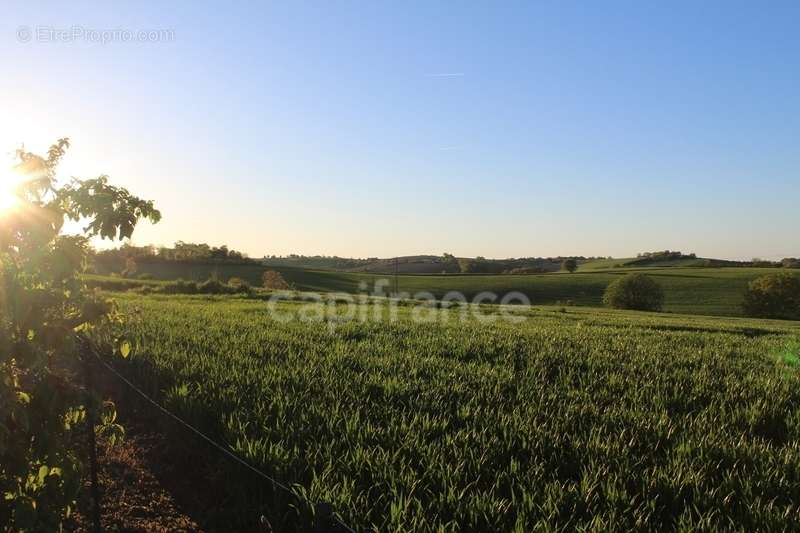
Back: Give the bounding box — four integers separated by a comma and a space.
751, 257, 777, 268
742, 272, 800, 320
603, 273, 664, 311
781, 258, 800, 269
562, 258, 578, 273
0, 139, 160, 529
440, 253, 459, 273
121, 256, 138, 278
458, 258, 474, 273
262, 270, 290, 290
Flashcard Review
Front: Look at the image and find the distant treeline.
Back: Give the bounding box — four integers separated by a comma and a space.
753, 257, 800, 269
632, 250, 800, 269
93, 242, 256, 269
262, 254, 377, 270
261, 253, 602, 274
633, 250, 697, 262
94, 246, 800, 277
446, 254, 595, 274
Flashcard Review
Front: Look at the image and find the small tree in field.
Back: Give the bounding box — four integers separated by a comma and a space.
121, 255, 137, 278
742, 272, 800, 320
0, 139, 159, 529
262, 270, 290, 290
562, 258, 578, 273
781, 257, 800, 269
603, 273, 664, 311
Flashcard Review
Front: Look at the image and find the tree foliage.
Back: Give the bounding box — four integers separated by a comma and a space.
742, 272, 800, 320
0, 139, 159, 529
562, 258, 578, 273
92, 241, 253, 272
781, 258, 800, 269
603, 273, 664, 312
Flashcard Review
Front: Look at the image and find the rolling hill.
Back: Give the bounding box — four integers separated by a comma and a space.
87, 260, 799, 318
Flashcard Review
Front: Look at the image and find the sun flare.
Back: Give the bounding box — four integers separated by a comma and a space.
0, 170, 23, 213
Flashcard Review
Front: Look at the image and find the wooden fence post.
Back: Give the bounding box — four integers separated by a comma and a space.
82, 342, 103, 533
314, 502, 334, 533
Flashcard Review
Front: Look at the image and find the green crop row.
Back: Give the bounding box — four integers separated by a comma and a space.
110, 293, 800, 531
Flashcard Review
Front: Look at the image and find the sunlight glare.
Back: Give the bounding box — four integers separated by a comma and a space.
0, 170, 22, 213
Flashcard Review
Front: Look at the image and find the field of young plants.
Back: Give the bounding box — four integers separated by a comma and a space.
109, 293, 800, 531
88, 264, 796, 318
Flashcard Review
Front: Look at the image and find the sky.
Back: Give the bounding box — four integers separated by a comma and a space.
1, 1, 798, 260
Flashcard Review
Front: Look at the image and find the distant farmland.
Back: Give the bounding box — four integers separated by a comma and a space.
88, 262, 798, 318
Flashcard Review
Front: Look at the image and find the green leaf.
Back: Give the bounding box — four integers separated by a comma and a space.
120, 341, 131, 358
17, 392, 31, 404
38, 465, 49, 483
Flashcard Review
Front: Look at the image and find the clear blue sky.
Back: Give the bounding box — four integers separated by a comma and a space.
2, 1, 798, 260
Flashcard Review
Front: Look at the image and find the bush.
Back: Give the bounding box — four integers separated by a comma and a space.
199, 279, 227, 294
562, 258, 578, 273
227, 277, 252, 294
603, 274, 664, 312
123, 278, 254, 296
85, 277, 144, 291
133, 285, 154, 295
742, 272, 800, 320
781, 258, 800, 269
263, 270, 290, 290
505, 267, 547, 275
0, 139, 160, 529
161, 279, 199, 294
121, 256, 138, 278
137, 272, 155, 280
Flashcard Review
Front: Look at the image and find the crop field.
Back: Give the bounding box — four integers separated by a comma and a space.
108, 292, 800, 532
89, 265, 799, 318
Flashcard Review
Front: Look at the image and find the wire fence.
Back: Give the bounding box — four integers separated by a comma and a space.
86, 344, 357, 533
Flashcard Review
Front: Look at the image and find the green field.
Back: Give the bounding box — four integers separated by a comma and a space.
90, 263, 799, 318
108, 292, 800, 531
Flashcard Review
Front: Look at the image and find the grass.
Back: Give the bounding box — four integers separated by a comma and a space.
108, 292, 800, 531
577, 257, 636, 271
88, 264, 800, 318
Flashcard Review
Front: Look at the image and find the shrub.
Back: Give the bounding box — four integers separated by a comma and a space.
85, 277, 143, 291
0, 139, 160, 529
603, 274, 664, 312
781, 258, 800, 269
562, 258, 578, 273
263, 270, 290, 290
742, 272, 800, 320
199, 279, 227, 294
162, 279, 198, 294
145, 278, 254, 296
505, 267, 547, 275
121, 256, 138, 278
227, 277, 252, 294
137, 272, 155, 280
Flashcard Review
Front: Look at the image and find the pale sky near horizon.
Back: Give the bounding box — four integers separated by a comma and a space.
1, 1, 798, 260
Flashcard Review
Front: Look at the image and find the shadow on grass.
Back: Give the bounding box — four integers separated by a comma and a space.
90, 355, 316, 533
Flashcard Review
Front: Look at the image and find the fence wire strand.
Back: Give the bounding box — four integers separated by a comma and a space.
88, 346, 357, 533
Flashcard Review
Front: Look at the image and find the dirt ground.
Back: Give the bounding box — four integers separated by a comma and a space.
67, 361, 274, 533
69, 428, 203, 532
